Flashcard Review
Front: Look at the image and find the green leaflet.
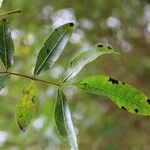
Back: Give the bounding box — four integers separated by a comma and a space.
54, 89, 78, 150
0, 73, 10, 90
34, 23, 74, 75
0, 19, 14, 70
61, 44, 118, 83
16, 82, 37, 132
73, 75, 150, 116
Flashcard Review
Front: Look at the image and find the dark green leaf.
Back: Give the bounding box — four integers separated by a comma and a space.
0, 73, 10, 90
61, 44, 118, 83
73, 75, 150, 116
54, 89, 78, 150
34, 23, 74, 75
0, 19, 14, 70
16, 82, 37, 132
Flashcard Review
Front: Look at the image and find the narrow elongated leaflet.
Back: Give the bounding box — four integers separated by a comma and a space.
0, 19, 14, 70
34, 23, 74, 75
61, 44, 118, 83
54, 89, 78, 150
0, 73, 10, 90
73, 75, 150, 116
16, 82, 37, 132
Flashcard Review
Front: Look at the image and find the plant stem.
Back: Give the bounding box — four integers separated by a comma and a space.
0, 10, 21, 18
0, 71, 60, 87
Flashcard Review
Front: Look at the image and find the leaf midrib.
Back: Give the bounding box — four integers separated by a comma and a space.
85, 82, 146, 107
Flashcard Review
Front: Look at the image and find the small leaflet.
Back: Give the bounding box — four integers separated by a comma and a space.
54, 89, 78, 150
16, 82, 37, 132
74, 75, 150, 116
61, 44, 118, 83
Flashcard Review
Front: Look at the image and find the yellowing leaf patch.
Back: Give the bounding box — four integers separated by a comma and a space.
16, 82, 37, 132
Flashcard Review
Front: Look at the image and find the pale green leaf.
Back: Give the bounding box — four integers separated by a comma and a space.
0, 73, 10, 90
54, 89, 78, 150
73, 75, 150, 116
34, 23, 74, 75
16, 82, 37, 132
61, 44, 118, 83
0, 19, 14, 70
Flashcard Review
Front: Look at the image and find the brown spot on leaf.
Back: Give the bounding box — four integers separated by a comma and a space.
2, 18, 6, 22
69, 23, 74, 26
84, 83, 87, 86
97, 44, 103, 48
108, 77, 119, 84
107, 46, 112, 49
121, 106, 127, 111
32, 96, 36, 103
46, 49, 50, 53
147, 99, 150, 105
134, 109, 139, 113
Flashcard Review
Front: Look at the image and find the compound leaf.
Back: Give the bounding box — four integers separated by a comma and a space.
61, 44, 118, 83
54, 89, 78, 150
34, 23, 74, 75
74, 75, 150, 116
16, 82, 37, 132
0, 19, 14, 70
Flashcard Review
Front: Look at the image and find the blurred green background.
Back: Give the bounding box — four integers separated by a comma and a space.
0, 0, 150, 149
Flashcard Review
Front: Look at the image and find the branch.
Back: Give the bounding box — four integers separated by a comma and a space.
0, 10, 21, 18
0, 71, 60, 87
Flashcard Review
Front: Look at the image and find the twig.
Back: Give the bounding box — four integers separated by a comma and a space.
0, 71, 60, 87
0, 10, 21, 18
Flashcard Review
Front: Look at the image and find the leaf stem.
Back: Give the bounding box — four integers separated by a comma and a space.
0, 10, 22, 18
0, 71, 60, 87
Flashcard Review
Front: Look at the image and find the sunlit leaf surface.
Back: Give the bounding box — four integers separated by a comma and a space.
74, 75, 150, 116
54, 89, 78, 150
34, 23, 74, 75
61, 44, 118, 83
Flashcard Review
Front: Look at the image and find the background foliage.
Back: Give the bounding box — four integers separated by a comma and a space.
0, 0, 150, 149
